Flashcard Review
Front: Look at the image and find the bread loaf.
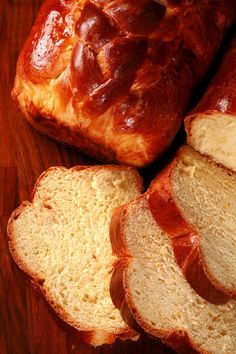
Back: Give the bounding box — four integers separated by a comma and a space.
110, 192, 236, 354
8, 165, 142, 346
12, 0, 235, 167
186, 35, 236, 172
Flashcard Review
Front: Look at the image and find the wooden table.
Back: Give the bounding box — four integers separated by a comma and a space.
0, 1, 175, 353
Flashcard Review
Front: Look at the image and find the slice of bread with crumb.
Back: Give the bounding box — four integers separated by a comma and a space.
110, 195, 236, 354
8, 165, 142, 346
148, 146, 236, 301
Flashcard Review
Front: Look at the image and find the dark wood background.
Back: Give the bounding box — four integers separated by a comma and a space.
0, 1, 176, 353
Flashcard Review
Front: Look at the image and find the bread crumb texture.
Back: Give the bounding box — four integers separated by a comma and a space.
8, 166, 142, 344
122, 196, 236, 354
189, 113, 236, 172
173, 147, 236, 293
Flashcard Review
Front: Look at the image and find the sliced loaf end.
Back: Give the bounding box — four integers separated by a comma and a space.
8, 165, 143, 346
186, 113, 236, 173
110, 195, 236, 354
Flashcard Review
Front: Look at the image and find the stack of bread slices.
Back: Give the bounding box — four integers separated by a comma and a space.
8, 26, 236, 354
109, 37, 236, 354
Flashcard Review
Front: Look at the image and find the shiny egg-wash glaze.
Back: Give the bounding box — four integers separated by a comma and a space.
186, 36, 236, 122
12, 0, 235, 167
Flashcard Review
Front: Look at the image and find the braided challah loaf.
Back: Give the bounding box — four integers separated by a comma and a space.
12, 0, 235, 166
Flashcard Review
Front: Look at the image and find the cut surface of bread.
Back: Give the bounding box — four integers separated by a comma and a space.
12, 0, 235, 166
186, 113, 236, 172
8, 166, 142, 346
186, 36, 236, 172
148, 146, 236, 300
110, 195, 236, 354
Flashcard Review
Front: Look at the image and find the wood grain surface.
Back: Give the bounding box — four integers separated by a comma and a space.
0, 1, 175, 353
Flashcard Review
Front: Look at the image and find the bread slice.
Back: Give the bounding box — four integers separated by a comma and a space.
110, 195, 236, 354
148, 146, 236, 301
185, 37, 236, 173
8, 165, 142, 346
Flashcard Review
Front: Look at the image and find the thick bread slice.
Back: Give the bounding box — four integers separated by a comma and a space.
185, 36, 236, 172
148, 146, 236, 301
110, 195, 236, 354
8, 165, 142, 346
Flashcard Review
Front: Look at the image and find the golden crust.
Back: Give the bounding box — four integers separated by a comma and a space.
12, 0, 235, 167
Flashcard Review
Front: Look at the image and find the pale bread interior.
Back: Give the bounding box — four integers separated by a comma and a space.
9, 167, 141, 341
123, 196, 236, 354
172, 146, 236, 294
188, 113, 236, 172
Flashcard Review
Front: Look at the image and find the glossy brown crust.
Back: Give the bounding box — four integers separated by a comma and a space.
19, 0, 78, 83
7, 165, 142, 346
22, 113, 117, 163
12, 0, 235, 166
109, 196, 208, 354
148, 147, 235, 302
185, 35, 236, 137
